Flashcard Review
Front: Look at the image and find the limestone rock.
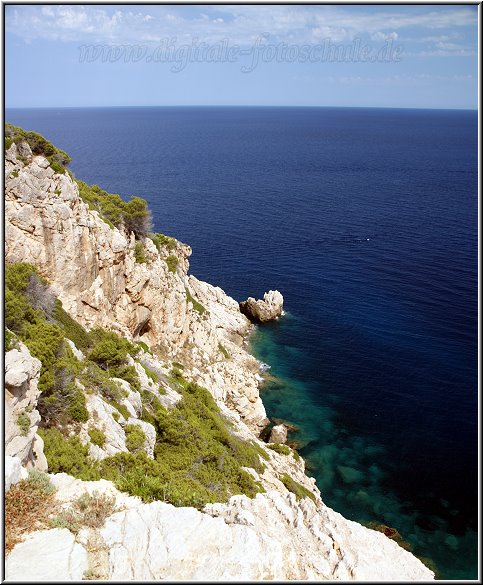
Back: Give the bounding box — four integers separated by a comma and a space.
5, 455, 24, 492
5, 528, 88, 581
81, 395, 127, 459
269, 424, 289, 444
239, 290, 284, 323
4, 342, 45, 468
5, 148, 269, 431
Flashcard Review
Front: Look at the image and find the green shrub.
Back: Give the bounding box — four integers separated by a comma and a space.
52, 300, 90, 351
68, 386, 89, 422
26, 469, 56, 495
136, 341, 152, 355
268, 443, 291, 456
141, 363, 158, 383
16, 412, 30, 436
112, 411, 120, 422
5, 262, 37, 294
11, 169, 19, 178
105, 398, 130, 421
279, 473, 316, 503
149, 232, 177, 252
218, 343, 230, 359
88, 428, 106, 447
185, 288, 206, 315
5, 329, 14, 351
4, 289, 39, 335
76, 180, 151, 238
123, 197, 152, 238
78, 361, 122, 403
134, 242, 146, 263
125, 424, 146, 453
39, 427, 100, 480
165, 255, 178, 273
86, 329, 140, 390
5, 124, 71, 169
23, 321, 65, 394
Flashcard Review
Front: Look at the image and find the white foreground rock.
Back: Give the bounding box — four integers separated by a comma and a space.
5, 528, 88, 581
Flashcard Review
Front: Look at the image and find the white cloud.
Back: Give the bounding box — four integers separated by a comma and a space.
4, 5, 477, 47
371, 31, 398, 42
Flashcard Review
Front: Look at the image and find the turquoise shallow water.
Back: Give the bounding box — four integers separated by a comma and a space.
250, 317, 477, 581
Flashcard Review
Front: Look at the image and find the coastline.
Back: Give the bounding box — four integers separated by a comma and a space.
4, 133, 436, 581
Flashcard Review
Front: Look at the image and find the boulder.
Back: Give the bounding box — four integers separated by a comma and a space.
5, 455, 25, 492
269, 424, 289, 444
239, 290, 284, 323
4, 343, 45, 468
5, 528, 88, 581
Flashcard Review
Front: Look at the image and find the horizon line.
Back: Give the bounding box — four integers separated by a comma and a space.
5, 104, 477, 111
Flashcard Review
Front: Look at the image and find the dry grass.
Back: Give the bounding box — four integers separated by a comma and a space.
5, 471, 56, 553
50, 491, 116, 534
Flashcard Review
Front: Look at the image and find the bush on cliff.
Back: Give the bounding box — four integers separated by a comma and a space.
75, 179, 152, 239
5, 123, 71, 172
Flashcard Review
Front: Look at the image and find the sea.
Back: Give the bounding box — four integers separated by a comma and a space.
5, 106, 478, 580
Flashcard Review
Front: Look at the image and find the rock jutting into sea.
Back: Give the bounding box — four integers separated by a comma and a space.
239, 290, 284, 323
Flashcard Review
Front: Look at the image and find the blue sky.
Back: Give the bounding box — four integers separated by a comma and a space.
5, 4, 478, 109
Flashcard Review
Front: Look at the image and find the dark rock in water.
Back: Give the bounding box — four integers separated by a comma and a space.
239, 290, 284, 323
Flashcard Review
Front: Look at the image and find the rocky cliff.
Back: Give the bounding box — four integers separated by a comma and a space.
4, 136, 434, 581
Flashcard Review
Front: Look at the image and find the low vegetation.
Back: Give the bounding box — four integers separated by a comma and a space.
185, 288, 207, 315
88, 427, 106, 448
5, 470, 56, 552
149, 232, 177, 252
279, 473, 317, 504
50, 491, 116, 533
76, 179, 152, 239
165, 255, 178, 273
5, 262, 140, 427
5, 123, 71, 173
268, 443, 291, 456
134, 242, 146, 263
218, 343, 230, 359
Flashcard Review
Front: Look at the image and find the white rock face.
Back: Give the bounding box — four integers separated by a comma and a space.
4, 342, 46, 469
5, 455, 24, 492
5, 528, 89, 581
240, 290, 284, 323
5, 146, 267, 432
5, 473, 434, 581
81, 395, 127, 459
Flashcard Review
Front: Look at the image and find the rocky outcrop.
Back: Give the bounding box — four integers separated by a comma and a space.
239, 290, 284, 323
5, 144, 267, 432
5, 528, 89, 581
4, 341, 47, 470
269, 423, 289, 444
5, 473, 434, 581
5, 455, 27, 492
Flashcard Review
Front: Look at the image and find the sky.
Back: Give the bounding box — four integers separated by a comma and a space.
4, 4, 479, 109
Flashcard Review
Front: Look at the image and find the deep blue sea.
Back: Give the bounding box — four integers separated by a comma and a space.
6, 106, 478, 579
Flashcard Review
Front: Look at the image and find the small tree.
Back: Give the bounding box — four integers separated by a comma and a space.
123, 197, 152, 239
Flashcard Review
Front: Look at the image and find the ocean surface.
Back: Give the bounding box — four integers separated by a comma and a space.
6, 106, 478, 579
